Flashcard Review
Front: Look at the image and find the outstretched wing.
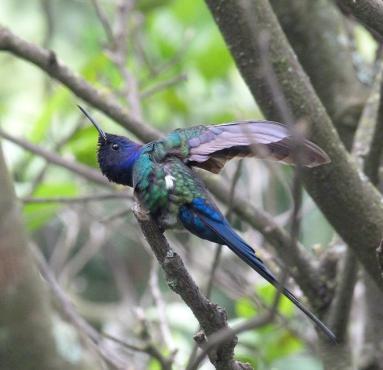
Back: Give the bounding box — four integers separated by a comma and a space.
165, 121, 330, 173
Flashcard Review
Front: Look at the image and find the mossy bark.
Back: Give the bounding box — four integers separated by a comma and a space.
204, 0, 383, 292
270, 0, 366, 148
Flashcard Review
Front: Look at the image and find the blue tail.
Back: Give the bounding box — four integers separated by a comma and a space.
179, 199, 336, 342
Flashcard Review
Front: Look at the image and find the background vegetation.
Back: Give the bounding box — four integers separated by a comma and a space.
0, 1, 382, 370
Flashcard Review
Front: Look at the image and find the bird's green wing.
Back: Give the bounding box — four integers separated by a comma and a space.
158, 121, 330, 173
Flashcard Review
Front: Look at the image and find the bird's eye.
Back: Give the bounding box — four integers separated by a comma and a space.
112, 143, 119, 151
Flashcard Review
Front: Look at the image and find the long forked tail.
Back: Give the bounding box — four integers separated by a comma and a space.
197, 212, 336, 342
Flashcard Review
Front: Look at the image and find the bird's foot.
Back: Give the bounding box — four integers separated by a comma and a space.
132, 203, 150, 221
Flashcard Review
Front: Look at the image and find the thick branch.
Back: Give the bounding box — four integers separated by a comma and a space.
270, 0, 366, 148
323, 72, 383, 342
0, 141, 71, 370
354, 66, 383, 370
133, 204, 252, 370
205, 0, 383, 290
336, 0, 383, 40
0, 25, 159, 142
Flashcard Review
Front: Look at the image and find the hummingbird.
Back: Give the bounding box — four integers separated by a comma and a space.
78, 105, 335, 342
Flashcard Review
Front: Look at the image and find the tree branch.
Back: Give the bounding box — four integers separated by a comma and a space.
353, 64, 383, 370
364, 74, 383, 184
0, 25, 159, 142
31, 244, 131, 370
132, 203, 252, 370
336, 0, 383, 41
270, 0, 366, 148
0, 128, 111, 187
326, 248, 358, 341
187, 312, 273, 370
21, 193, 132, 204
323, 69, 383, 342
204, 0, 383, 290
0, 141, 73, 370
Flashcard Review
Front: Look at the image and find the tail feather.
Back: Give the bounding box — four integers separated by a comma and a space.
197, 211, 336, 342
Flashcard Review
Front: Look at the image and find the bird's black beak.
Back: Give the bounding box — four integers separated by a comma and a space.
77, 105, 107, 142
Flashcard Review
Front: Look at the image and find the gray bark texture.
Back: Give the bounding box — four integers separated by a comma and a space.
359, 275, 383, 370
204, 0, 383, 293
270, 0, 366, 148
0, 141, 68, 370
336, 0, 383, 41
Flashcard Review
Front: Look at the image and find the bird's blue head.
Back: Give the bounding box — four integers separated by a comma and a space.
78, 106, 141, 187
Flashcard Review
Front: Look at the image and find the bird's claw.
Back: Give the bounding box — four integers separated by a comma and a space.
132, 203, 150, 221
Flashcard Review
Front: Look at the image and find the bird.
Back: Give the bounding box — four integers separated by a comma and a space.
78, 105, 335, 342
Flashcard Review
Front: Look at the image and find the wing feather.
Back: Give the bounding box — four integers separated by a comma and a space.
182, 121, 330, 173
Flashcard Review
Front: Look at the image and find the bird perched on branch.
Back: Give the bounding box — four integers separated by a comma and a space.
79, 105, 335, 342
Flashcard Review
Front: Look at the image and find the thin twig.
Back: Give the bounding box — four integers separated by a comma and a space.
0, 25, 159, 141
59, 222, 107, 285
149, 261, 175, 351
187, 287, 284, 370
103, 0, 143, 122
0, 128, 111, 187
327, 248, 358, 341
141, 74, 187, 99
102, 331, 174, 370
21, 192, 132, 204
28, 116, 84, 195
31, 244, 131, 370
49, 210, 81, 274
90, 0, 115, 45
364, 73, 383, 184
100, 208, 131, 223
